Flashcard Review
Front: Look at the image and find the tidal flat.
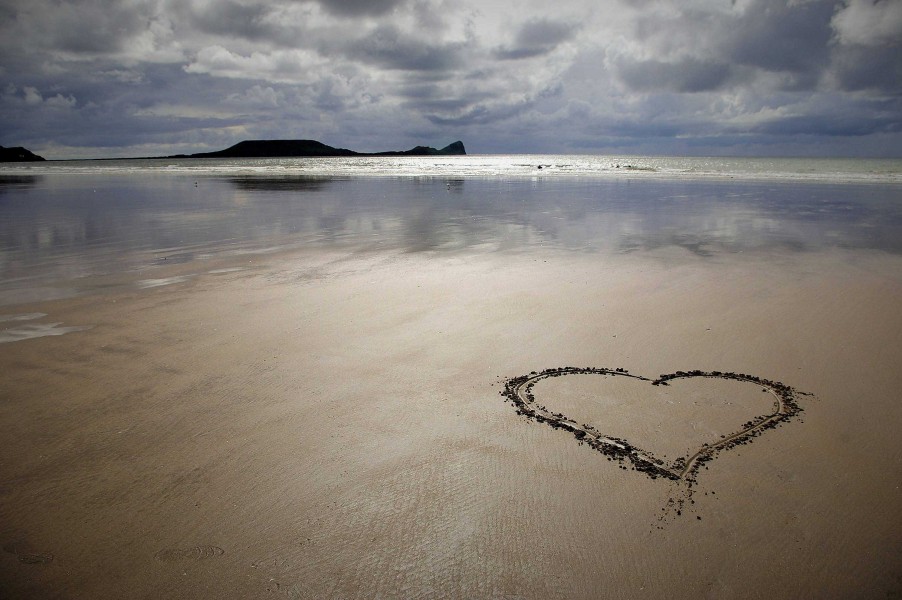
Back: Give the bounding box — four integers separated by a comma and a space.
1, 167, 901, 598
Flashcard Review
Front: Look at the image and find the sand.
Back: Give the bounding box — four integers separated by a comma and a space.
1, 242, 901, 599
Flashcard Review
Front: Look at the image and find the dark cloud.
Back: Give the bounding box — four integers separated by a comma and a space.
422, 91, 548, 127
615, 58, 733, 93
625, 0, 836, 93
313, 0, 406, 17
831, 42, 902, 94
397, 82, 491, 114
54, 5, 148, 54
1, 27, 377, 153
347, 25, 465, 71
0, 63, 284, 150
605, 119, 684, 139
423, 84, 562, 127
3, 0, 153, 55
186, 0, 275, 40
494, 19, 578, 60
751, 112, 902, 137
727, 0, 835, 77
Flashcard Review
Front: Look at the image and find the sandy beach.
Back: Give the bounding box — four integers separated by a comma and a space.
1, 233, 901, 598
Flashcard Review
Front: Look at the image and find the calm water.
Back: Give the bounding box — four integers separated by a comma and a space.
1, 155, 901, 305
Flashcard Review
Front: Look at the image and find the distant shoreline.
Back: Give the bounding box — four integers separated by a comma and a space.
0, 139, 466, 162
168, 139, 466, 159
94, 139, 465, 161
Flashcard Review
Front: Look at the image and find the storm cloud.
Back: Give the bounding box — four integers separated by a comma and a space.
0, 0, 899, 158
494, 18, 579, 60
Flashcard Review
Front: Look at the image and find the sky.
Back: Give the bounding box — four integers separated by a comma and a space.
1, 0, 900, 159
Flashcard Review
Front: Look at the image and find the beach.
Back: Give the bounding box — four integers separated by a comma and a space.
1, 165, 902, 598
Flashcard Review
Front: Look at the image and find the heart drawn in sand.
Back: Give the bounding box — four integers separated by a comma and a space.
501, 367, 804, 484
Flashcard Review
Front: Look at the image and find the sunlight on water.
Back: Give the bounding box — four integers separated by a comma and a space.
3, 155, 902, 183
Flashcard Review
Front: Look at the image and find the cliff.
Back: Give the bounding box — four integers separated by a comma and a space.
176, 140, 466, 159
0, 146, 45, 162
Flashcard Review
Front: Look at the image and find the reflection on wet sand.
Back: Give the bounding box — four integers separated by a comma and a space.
0, 175, 41, 192
1, 175, 901, 303
225, 176, 335, 192
0, 320, 92, 343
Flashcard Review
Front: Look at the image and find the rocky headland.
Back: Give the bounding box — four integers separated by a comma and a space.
172, 139, 466, 159
0, 145, 45, 162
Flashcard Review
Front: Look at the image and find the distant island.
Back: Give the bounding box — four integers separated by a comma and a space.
0, 145, 45, 162
171, 140, 466, 159
0, 141, 465, 162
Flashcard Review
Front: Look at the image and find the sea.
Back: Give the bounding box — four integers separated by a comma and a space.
1, 154, 901, 305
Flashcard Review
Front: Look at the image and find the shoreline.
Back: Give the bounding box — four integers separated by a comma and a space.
2, 155, 901, 185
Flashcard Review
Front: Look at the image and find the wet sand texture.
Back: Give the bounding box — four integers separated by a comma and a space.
1, 246, 901, 598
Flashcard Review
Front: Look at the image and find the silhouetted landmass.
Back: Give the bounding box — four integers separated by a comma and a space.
0, 146, 45, 162
173, 140, 466, 159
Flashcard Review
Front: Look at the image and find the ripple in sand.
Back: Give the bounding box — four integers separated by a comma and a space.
154, 545, 224, 563
4, 542, 53, 565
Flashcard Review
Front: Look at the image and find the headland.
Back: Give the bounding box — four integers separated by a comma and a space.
170, 139, 466, 159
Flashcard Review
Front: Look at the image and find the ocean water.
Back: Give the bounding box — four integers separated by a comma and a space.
1, 155, 901, 304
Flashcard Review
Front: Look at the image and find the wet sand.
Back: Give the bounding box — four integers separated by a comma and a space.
1, 243, 902, 598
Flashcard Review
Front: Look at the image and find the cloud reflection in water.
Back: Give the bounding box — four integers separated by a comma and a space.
1, 173, 900, 302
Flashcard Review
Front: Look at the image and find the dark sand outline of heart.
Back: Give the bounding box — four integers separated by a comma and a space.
500, 367, 805, 485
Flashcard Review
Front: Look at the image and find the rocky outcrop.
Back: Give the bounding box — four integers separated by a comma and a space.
175, 139, 466, 159
0, 146, 45, 162
373, 141, 467, 156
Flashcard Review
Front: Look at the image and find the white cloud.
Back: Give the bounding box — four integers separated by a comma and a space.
23, 86, 43, 105
832, 0, 902, 47
225, 85, 283, 108
132, 103, 238, 118
44, 93, 77, 108
15, 85, 76, 108
102, 69, 146, 84
184, 46, 327, 83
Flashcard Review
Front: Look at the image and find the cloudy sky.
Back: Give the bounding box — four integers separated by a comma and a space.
1, 0, 900, 159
